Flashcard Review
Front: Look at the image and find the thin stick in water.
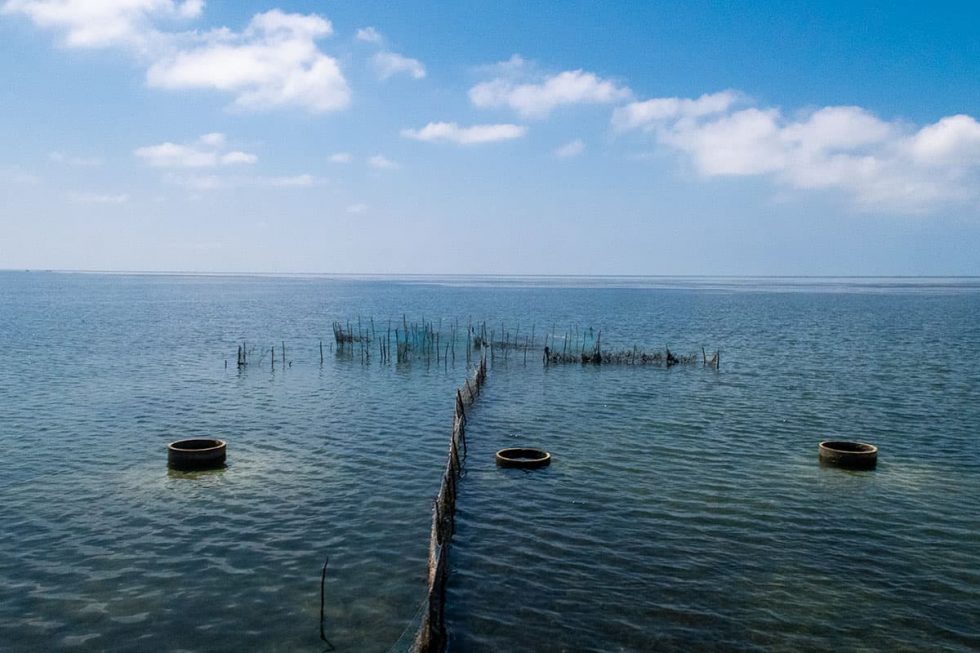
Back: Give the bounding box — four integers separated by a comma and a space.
319, 557, 334, 649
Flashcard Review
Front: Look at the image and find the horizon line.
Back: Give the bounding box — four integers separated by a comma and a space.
3, 268, 979, 280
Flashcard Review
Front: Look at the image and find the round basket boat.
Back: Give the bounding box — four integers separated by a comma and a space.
818, 441, 877, 470
496, 447, 551, 469
168, 439, 226, 470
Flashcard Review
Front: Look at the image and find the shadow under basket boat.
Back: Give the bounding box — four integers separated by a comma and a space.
818, 440, 877, 470
168, 439, 227, 470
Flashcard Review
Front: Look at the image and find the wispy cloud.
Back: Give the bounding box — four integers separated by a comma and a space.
166, 172, 322, 190
329, 152, 352, 164
219, 151, 258, 165
554, 139, 585, 158
615, 92, 980, 211
368, 154, 398, 169
611, 91, 741, 132
401, 122, 527, 145
4, 167, 41, 185
49, 151, 103, 166
168, 173, 223, 191
371, 51, 425, 80
355, 26, 383, 44
263, 173, 317, 188
472, 53, 528, 77
355, 26, 424, 81
69, 191, 128, 204
347, 203, 368, 213
135, 133, 256, 168
470, 56, 630, 119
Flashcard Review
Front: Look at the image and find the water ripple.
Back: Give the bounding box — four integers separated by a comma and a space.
447, 357, 980, 652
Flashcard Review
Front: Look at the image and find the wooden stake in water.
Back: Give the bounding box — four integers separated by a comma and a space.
319, 557, 334, 650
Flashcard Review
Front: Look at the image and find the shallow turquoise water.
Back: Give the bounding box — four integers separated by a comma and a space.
0, 272, 978, 651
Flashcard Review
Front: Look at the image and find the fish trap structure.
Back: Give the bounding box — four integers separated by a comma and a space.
229, 317, 727, 650
543, 334, 718, 369
402, 355, 487, 653
330, 316, 471, 366
543, 347, 703, 366
332, 320, 371, 344
324, 318, 721, 370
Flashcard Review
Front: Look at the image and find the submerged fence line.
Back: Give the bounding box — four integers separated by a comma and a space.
405, 354, 487, 653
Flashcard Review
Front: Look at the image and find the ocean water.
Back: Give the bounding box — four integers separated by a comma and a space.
0, 272, 978, 652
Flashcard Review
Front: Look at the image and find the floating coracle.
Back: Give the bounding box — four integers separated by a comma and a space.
818, 440, 877, 470
168, 439, 227, 470
496, 448, 551, 469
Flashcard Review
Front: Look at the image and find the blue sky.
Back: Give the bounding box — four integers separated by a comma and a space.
1, 0, 979, 275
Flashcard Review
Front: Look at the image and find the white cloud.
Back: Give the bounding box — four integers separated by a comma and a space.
69, 191, 128, 204
7, 3, 350, 113
355, 26, 382, 44
347, 203, 368, 214
368, 154, 398, 169
1, 0, 201, 49
220, 151, 257, 165
198, 132, 225, 147
470, 66, 630, 119
401, 122, 527, 145
263, 173, 317, 187
135, 133, 257, 168
616, 92, 980, 212
176, 0, 200, 17
371, 51, 425, 80
662, 107, 787, 176
136, 142, 217, 167
49, 151, 103, 166
611, 91, 740, 132
907, 114, 980, 166
166, 172, 322, 190
146, 10, 349, 112
554, 139, 585, 158
473, 53, 527, 77
329, 152, 352, 164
